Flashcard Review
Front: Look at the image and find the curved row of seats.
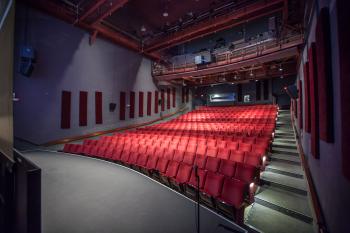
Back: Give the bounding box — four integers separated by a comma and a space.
62, 104, 278, 224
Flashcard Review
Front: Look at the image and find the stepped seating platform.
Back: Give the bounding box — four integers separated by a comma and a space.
61, 105, 278, 225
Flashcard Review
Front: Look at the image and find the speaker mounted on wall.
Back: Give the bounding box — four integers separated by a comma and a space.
19, 46, 36, 77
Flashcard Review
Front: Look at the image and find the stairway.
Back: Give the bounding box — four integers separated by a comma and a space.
244, 110, 316, 233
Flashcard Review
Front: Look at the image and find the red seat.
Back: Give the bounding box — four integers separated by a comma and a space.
218, 160, 236, 177
154, 147, 165, 157
235, 163, 256, 184
227, 142, 238, 150
186, 144, 197, 153
205, 157, 221, 172
217, 178, 246, 209
144, 156, 159, 170
163, 149, 175, 160
163, 161, 180, 178
173, 150, 185, 162
216, 140, 227, 148
136, 154, 149, 167
252, 144, 267, 156
120, 151, 131, 163
194, 155, 207, 169
111, 147, 123, 161
173, 163, 192, 184
239, 143, 252, 152
63, 144, 73, 153
217, 148, 230, 160
206, 139, 217, 147
229, 150, 245, 163
156, 158, 169, 173
206, 147, 218, 157
138, 146, 147, 154
196, 146, 207, 156
96, 147, 108, 158
183, 153, 195, 165
126, 152, 139, 165
244, 152, 261, 167
104, 147, 115, 158
202, 171, 224, 197
187, 168, 207, 189
82, 145, 93, 155
146, 146, 156, 155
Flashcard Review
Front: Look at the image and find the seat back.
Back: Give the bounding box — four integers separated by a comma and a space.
203, 171, 224, 197
218, 160, 236, 177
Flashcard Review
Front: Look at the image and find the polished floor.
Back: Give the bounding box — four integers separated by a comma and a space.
24, 150, 246, 233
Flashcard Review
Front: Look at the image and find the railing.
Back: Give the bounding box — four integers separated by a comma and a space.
152, 32, 303, 76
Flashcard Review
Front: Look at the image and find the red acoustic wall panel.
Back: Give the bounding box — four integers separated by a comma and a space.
172, 87, 176, 108
61, 91, 71, 129
139, 92, 144, 117
95, 92, 103, 124
297, 80, 303, 129
120, 92, 126, 120
154, 91, 159, 113
337, 0, 350, 179
161, 89, 165, 111
147, 92, 152, 116
129, 91, 135, 118
316, 7, 334, 143
308, 43, 320, 159
303, 62, 311, 133
79, 91, 88, 126
167, 88, 171, 109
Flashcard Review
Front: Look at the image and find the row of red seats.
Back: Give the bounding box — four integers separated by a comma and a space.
64, 142, 264, 168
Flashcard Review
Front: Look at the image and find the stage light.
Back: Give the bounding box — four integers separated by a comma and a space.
141, 25, 146, 32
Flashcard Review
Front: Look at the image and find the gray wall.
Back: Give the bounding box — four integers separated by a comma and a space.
0, 1, 14, 159
296, 1, 350, 232
13, 5, 190, 145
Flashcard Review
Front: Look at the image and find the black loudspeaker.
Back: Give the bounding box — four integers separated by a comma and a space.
109, 103, 116, 112
19, 46, 35, 77
158, 99, 162, 105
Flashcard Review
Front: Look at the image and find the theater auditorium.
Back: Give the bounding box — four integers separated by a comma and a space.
0, 0, 349, 233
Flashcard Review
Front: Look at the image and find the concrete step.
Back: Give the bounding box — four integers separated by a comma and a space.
265, 161, 303, 178
272, 141, 297, 149
254, 186, 313, 223
269, 153, 301, 165
274, 135, 295, 141
275, 130, 294, 135
244, 203, 314, 233
272, 147, 299, 156
261, 171, 308, 195
273, 138, 296, 144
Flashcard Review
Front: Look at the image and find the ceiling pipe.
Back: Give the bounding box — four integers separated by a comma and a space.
75, 0, 108, 24
25, 0, 161, 61
145, 0, 285, 52
91, 0, 129, 26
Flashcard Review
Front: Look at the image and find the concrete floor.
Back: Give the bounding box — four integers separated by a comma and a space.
23, 150, 246, 233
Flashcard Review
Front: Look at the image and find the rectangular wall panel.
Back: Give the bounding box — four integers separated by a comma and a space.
147, 92, 152, 116
316, 7, 334, 143
79, 91, 88, 126
61, 91, 71, 129
172, 87, 176, 108
95, 92, 102, 124
303, 62, 311, 133
120, 92, 126, 121
129, 91, 135, 119
139, 91, 144, 117
337, 0, 350, 179
167, 88, 171, 109
308, 43, 320, 159
298, 80, 303, 129
161, 89, 165, 111
154, 91, 159, 113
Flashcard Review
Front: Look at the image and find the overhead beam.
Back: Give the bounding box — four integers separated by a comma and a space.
145, 0, 285, 52
76, 0, 108, 23
91, 0, 129, 26
25, 0, 161, 61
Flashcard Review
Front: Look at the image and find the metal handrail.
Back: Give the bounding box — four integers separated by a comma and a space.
0, 0, 13, 32
152, 32, 303, 76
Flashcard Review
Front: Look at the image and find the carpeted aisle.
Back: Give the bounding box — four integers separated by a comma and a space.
24, 151, 246, 233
